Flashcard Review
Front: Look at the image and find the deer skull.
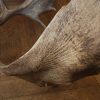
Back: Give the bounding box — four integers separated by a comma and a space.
0, 0, 100, 86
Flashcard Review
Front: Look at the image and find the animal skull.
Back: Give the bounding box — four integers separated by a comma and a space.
0, 0, 100, 86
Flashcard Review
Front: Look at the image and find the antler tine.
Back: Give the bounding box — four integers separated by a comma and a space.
0, 0, 15, 24
18, 0, 33, 10
0, 0, 55, 27
0, 0, 7, 11
18, 0, 55, 27
0, 0, 33, 24
0, 0, 8, 21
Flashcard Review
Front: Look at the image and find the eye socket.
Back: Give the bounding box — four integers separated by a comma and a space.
4, 0, 25, 9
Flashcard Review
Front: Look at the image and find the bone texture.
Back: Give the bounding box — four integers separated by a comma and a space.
0, 0, 100, 86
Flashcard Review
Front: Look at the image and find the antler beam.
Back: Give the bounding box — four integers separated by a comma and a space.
0, 0, 55, 27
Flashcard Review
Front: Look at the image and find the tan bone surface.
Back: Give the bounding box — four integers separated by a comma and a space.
0, 0, 100, 100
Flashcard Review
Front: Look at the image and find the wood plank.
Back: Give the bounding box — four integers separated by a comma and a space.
0, 75, 100, 100
95, 74, 100, 84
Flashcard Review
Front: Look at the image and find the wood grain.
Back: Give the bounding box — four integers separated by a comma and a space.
0, 0, 100, 100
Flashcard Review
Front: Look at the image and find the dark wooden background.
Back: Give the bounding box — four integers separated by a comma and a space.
0, 0, 100, 100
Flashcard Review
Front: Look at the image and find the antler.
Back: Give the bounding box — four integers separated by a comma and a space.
0, 0, 10, 23
0, 0, 55, 27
